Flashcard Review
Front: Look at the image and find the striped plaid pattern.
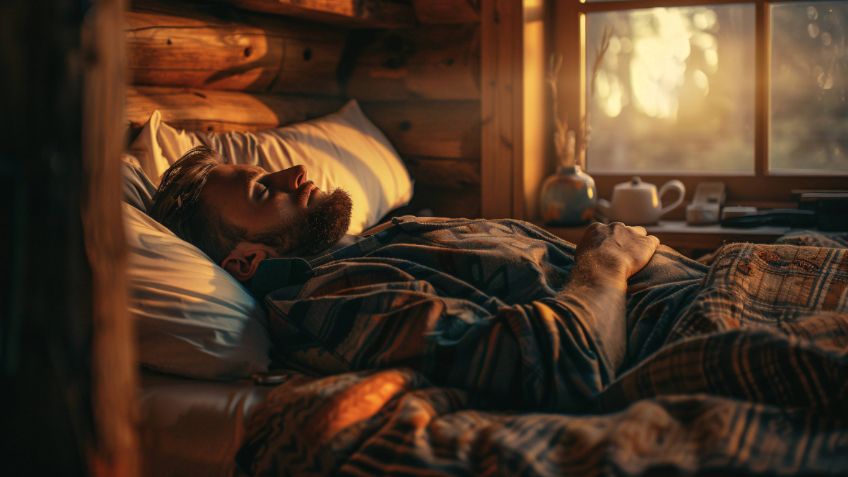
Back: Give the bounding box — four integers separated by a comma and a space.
241, 222, 848, 475
261, 217, 705, 411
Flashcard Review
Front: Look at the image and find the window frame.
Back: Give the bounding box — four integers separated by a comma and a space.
555, 0, 848, 210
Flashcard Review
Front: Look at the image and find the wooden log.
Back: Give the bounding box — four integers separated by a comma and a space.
361, 100, 481, 159
127, 1, 345, 94
127, 88, 480, 161
404, 156, 480, 188
230, 0, 416, 29
126, 86, 344, 131
413, 0, 480, 24
345, 25, 480, 101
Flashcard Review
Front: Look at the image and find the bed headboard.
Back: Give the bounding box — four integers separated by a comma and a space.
126, 0, 482, 218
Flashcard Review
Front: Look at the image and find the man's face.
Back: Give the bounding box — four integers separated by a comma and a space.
200, 163, 352, 256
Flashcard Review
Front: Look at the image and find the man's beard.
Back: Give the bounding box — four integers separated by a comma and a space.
297, 188, 353, 255
248, 188, 352, 257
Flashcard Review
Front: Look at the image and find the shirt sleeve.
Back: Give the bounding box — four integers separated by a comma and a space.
267, 263, 617, 412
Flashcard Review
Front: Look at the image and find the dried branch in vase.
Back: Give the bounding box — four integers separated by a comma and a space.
548, 26, 612, 169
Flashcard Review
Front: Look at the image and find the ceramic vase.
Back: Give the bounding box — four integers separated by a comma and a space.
539, 165, 597, 225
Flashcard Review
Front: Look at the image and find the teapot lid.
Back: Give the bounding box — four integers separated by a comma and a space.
614, 176, 655, 191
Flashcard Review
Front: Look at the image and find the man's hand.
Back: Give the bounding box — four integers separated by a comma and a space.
574, 222, 660, 282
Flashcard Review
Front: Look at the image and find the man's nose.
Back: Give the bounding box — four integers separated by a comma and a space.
265, 165, 307, 192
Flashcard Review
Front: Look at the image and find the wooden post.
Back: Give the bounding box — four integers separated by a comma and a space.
481, 0, 523, 219
481, 0, 549, 220
1, 0, 137, 475
83, 0, 139, 475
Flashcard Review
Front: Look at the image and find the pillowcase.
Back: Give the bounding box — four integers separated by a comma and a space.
127, 100, 413, 234
121, 154, 157, 212
124, 202, 271, 380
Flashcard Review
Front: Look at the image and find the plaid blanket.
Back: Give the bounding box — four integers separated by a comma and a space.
239, 221, 848, 476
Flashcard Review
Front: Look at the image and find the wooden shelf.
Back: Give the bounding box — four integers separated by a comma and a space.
542, 220, 794, 253
229, 0, 417, 29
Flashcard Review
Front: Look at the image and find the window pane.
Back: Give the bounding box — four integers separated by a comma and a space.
585, 6, 755, 173
771, 2, 848, 173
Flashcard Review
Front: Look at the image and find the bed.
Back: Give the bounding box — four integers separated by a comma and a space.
138, 371, 271, 477
126, 133, 848, 475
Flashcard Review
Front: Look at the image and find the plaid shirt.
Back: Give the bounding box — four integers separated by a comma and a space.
250, 216, 707, 411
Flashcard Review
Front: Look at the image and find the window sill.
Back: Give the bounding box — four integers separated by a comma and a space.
540, 220, 796, 255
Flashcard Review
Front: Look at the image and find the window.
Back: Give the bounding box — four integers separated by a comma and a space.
557, 0, 848, 204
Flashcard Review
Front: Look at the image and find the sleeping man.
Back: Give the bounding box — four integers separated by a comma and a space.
150, 146, 847, 412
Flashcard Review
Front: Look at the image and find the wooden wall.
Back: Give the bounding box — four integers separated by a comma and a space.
125, 0, 483, 218
345, 21, 482, 217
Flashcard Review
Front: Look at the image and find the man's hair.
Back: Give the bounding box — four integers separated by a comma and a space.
149, 146, 245, 263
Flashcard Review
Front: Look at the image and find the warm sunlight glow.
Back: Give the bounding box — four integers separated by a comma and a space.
524, 0, 546, 218
586, 4, 755, 173
596, 8, 719, 121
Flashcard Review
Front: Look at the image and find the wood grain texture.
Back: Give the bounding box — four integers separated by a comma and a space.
412, 0, 480, 23
404, 156, 480, 188
345, 25, 480, 100
127, 1, 345, 94
83, 0, 138, 475
361, 100, 481, 159
230, 0, 416, 28
480, 0, 522, 219
407, 186, 481, 218
126, 86, 344, 131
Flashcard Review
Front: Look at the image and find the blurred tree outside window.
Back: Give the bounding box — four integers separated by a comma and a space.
772, 2, 848, 173
581, 1, 848, 175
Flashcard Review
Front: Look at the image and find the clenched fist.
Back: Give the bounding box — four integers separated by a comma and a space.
574, 222, 660, 281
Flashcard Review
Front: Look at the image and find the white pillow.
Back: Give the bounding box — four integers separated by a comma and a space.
128, 100, 413, 234
121, 155, 157, 212
124, 203, 271, 380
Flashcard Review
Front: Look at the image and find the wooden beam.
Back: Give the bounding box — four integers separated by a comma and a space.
2, 0, 137, 474
83, 0, 138, 475
361, 100, 482, 159
126, 86, 344, 131
412, 0, 480, 23
127, 89, 479, 161
127, 1, 345, 94
480, 0, 523, 219
345, 25, 481, 101
230, 0, 416, 29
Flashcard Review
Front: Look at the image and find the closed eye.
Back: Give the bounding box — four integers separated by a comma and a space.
251, 175, 271, 203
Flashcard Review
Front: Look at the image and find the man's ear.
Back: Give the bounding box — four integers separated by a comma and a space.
221, 242, 276, 281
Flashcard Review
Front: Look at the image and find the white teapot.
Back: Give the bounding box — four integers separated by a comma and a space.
596, 177, 685, 225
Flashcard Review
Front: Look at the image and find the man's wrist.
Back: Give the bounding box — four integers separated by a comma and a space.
571, 257, 628, 289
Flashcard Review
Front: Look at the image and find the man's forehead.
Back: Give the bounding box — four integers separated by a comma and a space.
208, 163, 266, 179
